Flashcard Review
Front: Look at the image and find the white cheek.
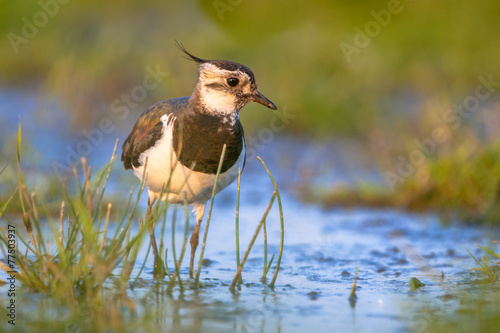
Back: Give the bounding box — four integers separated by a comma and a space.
201, 89, 237, 114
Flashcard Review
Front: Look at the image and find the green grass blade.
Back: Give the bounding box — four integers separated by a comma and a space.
0, 162, 8, 175
167, 197, 190, 292
132, 241, 151, 288
170, 206, 184, 290
230, 192, 276, 292
257, 157, 284, 289
349, 265, 360, 300
235, 167, 242, 283
16, 118, 26, 214
159, 202, 169, 264
0, 188, 18, 218
475, 244, 500, 260
195, 144, 227, 287
467, 249, 484, 268
92, 140, 118, 222
262, 216, 268, 282
263, 254, 275, 281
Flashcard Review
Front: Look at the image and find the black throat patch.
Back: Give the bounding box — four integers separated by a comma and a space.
172, 112, 244, 174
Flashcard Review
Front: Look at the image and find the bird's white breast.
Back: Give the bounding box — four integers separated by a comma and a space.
133, 114, 245, 204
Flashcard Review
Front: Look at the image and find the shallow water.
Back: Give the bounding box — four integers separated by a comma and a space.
1, 90, 499, 332
117, 193, 495, 333
3, 164, 498, 332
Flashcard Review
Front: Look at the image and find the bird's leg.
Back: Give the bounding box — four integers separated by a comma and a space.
189, 216, 202, 279
146, 197, 159, 257
146, 197, 165, 278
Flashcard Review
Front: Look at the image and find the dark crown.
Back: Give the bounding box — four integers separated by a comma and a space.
176, 41, 256, 84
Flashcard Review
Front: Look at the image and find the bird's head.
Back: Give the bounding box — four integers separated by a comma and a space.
178, 43, 277, 116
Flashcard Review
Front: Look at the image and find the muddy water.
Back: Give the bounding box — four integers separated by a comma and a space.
1, 90, 499, 332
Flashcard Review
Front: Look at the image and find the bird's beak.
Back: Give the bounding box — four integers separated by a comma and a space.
250, 90, 277, 110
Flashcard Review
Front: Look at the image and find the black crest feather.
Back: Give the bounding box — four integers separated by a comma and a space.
175, 41, 207, 64
174, 41, 256, 84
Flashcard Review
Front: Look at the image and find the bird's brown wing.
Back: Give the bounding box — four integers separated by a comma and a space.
121, 97, 189, 170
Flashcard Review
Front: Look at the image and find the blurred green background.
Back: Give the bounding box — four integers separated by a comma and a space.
1, 0, 500, 219
1, 0, 499, 133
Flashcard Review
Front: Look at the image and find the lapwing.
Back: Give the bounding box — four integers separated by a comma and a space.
121, 44, 277, 278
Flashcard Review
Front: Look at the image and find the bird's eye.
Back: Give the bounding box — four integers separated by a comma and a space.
227, 78, 239, 87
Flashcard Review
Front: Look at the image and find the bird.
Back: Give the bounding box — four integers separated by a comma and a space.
121, 44, 277, 278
